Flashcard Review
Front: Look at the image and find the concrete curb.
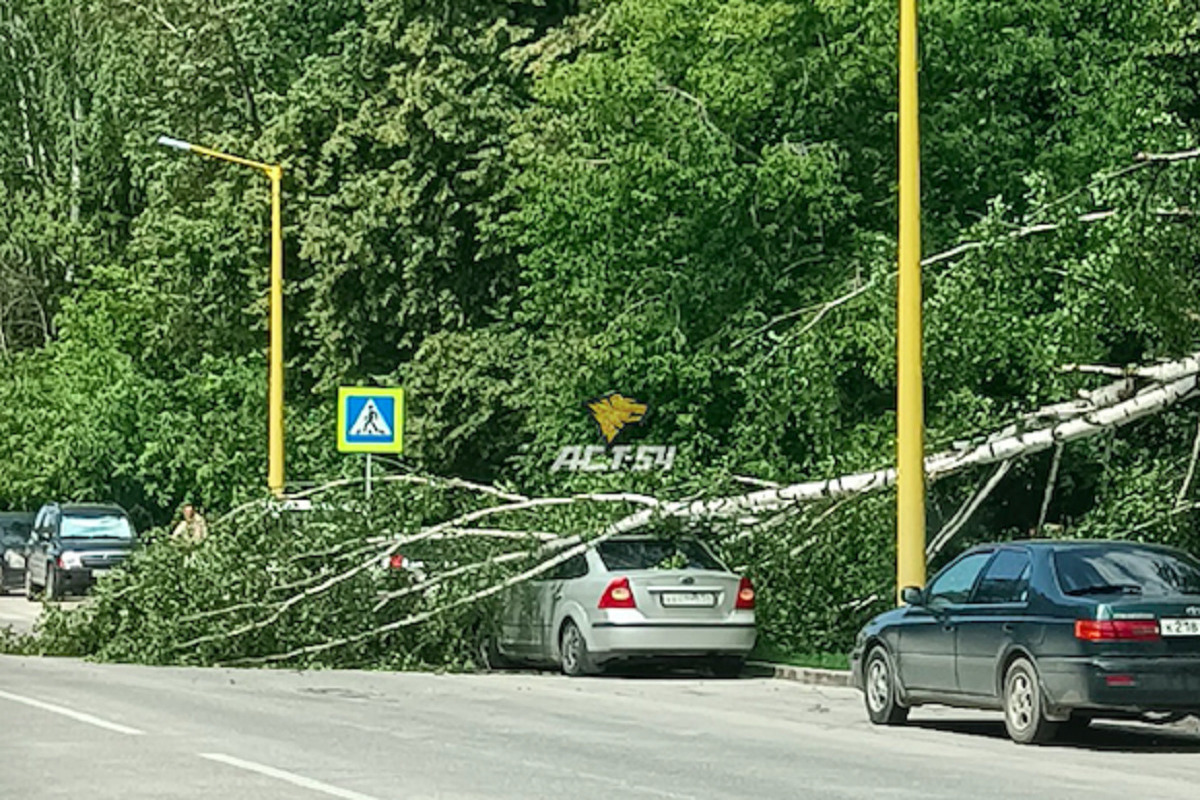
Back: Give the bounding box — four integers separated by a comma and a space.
749, 661, 854, 688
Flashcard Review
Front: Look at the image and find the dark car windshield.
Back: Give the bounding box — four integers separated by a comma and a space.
1054, 547, 1200, 597
60, 514, 134, 540
597, 539, 725, 572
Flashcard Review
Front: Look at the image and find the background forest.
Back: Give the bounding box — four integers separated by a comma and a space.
3, 0, 1200, 661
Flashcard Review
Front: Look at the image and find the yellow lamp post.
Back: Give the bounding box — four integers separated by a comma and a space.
157, 135, 286, 497
896, 0, 926, 600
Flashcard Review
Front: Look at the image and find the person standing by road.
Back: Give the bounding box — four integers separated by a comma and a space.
171, 503, 208, 544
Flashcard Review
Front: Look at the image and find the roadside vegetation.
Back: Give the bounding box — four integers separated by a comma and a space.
3, 1, 1200, 663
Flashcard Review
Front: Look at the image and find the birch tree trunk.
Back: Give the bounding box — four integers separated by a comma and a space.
606, 353, 1200, 533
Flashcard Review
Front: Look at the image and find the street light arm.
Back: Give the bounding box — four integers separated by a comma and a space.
155, 134, 275, 173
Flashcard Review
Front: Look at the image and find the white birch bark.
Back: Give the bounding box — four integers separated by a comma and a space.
607, 356, 1200, 533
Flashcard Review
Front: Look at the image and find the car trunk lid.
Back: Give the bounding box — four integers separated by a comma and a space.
1088, 596, 1200, 655
622, 571, 743, 620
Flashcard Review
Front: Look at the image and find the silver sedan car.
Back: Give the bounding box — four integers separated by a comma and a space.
494, 535, 757, 676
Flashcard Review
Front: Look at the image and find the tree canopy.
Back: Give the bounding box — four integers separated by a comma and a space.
3, 0, 1200, 654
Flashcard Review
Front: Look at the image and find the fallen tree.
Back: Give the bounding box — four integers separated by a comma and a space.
21, 351, 1200, 668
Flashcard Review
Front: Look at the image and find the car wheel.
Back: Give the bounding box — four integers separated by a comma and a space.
25, 568, 39, 602
559, 620, 596, 677
45, 565, 62, 601
0, 564, 8, 596
864, 646, 909, 725
1003, 657, 1059, 745
708, 656, 745, 679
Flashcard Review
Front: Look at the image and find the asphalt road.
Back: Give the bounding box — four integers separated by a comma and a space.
1, 656, 1199, 800
0, 592, 82, 635
0, 592, 42, 634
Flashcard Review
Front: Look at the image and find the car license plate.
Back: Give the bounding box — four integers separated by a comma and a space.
660, 592, 716, 608
1161, 619, 1200, 636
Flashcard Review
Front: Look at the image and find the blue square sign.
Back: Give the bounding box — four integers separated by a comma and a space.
338, 387, 404, 453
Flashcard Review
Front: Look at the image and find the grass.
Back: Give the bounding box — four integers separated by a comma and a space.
749, 639, 850, 671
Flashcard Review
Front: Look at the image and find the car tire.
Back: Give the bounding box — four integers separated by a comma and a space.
1003, 657, 1059, 745
708, 656, 745, 679
559, 620, 596, 677
0, 564, 8, 596
25, 568, 38, 602
45, 565, 61, 601
864, 646, 909, 725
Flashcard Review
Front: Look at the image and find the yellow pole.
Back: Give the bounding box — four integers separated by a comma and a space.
896, 0, 926, 600
155, 136, 286, 497
267, 166, 285, 497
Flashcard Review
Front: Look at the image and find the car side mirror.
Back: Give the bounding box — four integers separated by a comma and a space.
901, 586, 924, 606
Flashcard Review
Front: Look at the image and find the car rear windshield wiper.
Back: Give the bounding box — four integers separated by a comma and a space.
1063, 583, 1144, 596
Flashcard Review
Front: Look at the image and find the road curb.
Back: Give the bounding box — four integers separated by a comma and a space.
749, 661, 853, 688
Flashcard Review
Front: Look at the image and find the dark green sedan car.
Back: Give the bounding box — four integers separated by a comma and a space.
851, 540, 1200, 743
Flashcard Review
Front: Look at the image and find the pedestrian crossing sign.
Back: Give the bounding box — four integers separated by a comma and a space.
338, 387, 404, 453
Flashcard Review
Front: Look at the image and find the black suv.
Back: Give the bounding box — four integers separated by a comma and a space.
25, 504, 137, 600
0, 512, 35, 595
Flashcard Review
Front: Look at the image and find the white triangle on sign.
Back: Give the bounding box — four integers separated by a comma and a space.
349, 398, 392, 437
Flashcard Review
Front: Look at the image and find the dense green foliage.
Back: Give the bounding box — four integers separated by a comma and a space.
4, 0, 1200, 660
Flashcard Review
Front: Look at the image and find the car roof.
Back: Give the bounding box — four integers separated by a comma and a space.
967, 539, 1185, 554
57, 503, 128, 516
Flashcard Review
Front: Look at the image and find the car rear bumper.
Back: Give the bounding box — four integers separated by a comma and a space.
588, 622, 757, 661
1041, 656, 1200, 714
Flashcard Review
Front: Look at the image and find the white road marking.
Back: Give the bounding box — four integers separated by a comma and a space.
199, 753, 387, 800
0, 688, 145, 735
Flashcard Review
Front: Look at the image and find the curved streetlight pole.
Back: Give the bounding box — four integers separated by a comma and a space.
157, 136, 286, 497
896, 0, 926, 600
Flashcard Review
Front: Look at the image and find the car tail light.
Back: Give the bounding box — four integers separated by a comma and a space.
56, 556, 65, 569
1075, 619, 1160, 641
388, 554, 406, 570
1105, 674, 1138, 687
736, 577, 756, 610
598, 577, 636, 609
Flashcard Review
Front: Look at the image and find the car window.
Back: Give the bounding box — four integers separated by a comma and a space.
972, 549, 1032, 604
1054, 547, 1200, 597
59, 514, 134, 540
926, 551, 993, 605
549, 554, 589, 581
596, 539, 725, 571
0, 521, 32, 548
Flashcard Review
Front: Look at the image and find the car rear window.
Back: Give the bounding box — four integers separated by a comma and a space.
60, 514, 134, 540
596, 539, 725, 572
1054, 547, 1200, 597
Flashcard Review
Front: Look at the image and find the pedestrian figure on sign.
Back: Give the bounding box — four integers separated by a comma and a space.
362, 403, 386, 435
172, 503, 208, 545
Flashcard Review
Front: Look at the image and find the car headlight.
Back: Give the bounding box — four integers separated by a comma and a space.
60, 551, 84, 570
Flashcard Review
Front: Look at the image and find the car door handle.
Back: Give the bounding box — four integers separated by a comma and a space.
942, 623, 954, 632
1002, 623, 1014, 634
